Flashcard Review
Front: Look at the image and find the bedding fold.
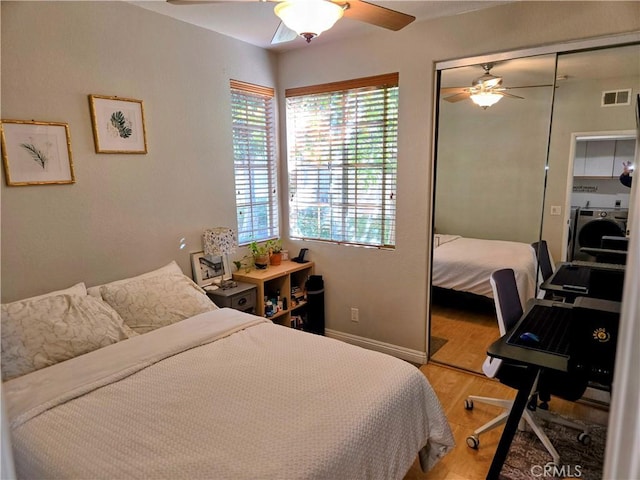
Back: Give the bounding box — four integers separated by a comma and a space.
5, 308, 454, 480
4, 308, 266, 426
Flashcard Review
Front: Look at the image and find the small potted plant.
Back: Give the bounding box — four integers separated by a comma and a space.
268, 239, 283, 266
248, 241, 270, 269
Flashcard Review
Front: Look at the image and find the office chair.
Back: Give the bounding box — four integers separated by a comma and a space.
532, 240, 558, 300
464, 268, 590, 466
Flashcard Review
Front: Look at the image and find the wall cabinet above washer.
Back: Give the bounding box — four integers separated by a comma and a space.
573, 139, 636, 178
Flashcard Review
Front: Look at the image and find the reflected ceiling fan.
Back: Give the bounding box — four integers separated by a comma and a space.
441, 63, 552, 109
168, 0, 415, 44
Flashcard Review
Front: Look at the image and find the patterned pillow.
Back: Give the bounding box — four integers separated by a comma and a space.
87, 261, 183, 298
19, 282, 87, 302
1, 294, 134, 381
99, 272, 217, 334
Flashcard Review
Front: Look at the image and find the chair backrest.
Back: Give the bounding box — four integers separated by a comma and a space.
532, 240, 554, 282
490, 268, 524, 336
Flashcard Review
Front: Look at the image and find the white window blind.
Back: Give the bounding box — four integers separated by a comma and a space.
230, 80, 279, 245
285, 73, 398, 248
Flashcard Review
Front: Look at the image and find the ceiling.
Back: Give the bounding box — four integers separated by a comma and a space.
129, 0, 510, 52
440, 43, 640, 89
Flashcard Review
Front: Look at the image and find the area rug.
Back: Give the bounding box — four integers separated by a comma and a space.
500, 419, 606, 480
429, 336, 448, 356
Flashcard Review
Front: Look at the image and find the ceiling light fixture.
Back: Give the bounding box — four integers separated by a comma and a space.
274, 0, 345, 43
470, 92, 503, 109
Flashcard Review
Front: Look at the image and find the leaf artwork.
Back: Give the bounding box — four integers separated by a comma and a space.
110, 111, 133, 139
20, 143, 48, 169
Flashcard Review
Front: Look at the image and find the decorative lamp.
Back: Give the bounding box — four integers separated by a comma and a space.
202, 227, 238, 289
470, 92, 503, 109
274, 0, 344, 43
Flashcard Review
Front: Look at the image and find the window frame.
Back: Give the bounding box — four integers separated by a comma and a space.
285, 73, 399, 249
230, 79, 279, 246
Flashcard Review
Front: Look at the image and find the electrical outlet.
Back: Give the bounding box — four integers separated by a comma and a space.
550, 206, 562, 216
350, 307, 359, 323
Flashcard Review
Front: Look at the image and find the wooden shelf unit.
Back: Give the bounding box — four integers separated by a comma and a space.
232, 261, 314, 327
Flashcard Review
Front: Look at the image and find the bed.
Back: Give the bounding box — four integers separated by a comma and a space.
2, 262, 455, 480
432, 234, 538, 306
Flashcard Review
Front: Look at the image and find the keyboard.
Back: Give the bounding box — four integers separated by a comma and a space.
548, 264, 590, 290
507, 304, 573, 357
569, 260, 626, 271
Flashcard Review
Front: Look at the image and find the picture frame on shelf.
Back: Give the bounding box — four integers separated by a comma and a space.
88, 94, 147, 154
190, 251, 225, 287
1, 120, 75, 186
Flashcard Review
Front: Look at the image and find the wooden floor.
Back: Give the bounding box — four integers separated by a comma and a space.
403, 363, 610, 480
430, 290, 500, 374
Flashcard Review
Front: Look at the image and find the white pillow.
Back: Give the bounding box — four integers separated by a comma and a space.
1, 294, 134, 381
87, 261, 183, 298
99, 272, 217, 334
18, 282, 87, 302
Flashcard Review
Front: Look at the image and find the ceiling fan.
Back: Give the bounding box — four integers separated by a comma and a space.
441, 63, 553, 109
167, 0, 415, 45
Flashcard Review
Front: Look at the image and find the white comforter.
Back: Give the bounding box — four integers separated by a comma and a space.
433, 235, 537, 305
5, 308, 454, 480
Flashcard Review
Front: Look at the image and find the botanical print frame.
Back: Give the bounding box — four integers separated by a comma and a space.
190, 251, 225, 287
1, 120, 75, 186
88, 95, 147, 154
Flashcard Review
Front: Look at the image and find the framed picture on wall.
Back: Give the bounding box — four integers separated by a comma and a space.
190, 251, 224, 287
88, 94, 148, 154
1, 120, 75, 186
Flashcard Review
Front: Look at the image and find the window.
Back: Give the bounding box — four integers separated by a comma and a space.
285, 73, 398, 248
230, 80, 279, 245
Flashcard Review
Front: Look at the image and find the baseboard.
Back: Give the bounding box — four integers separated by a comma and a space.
325, 329, 427, 365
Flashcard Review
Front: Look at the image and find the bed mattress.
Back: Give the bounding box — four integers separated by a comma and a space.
4, 308, 454, 479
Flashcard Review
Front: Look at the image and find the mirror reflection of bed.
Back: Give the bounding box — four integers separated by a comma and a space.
429, 41, 639, 374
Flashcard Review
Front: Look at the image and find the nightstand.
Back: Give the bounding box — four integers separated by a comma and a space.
206, 282, 257, 314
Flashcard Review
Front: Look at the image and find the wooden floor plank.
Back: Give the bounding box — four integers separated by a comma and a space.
404, 363, 609, 480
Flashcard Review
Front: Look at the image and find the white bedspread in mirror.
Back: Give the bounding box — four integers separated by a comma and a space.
432, 235, 537, 305
4, 308, 454, 480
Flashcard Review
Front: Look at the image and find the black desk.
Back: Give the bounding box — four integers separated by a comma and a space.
541, 261, 625, 302
484, 297, 620, 480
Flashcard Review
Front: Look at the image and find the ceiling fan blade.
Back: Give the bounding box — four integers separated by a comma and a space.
503, 84, 554, 90
440, 87, 468, 95
444, 92, 471, 103
272, 21, 298, 44
341, 0, 415, 31
168, 0, 257, 4
499, 91, 524, 100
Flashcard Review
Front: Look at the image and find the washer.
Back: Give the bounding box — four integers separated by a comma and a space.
572, 208, 628, 261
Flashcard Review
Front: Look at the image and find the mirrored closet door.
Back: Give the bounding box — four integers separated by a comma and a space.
429, 38, 640, 373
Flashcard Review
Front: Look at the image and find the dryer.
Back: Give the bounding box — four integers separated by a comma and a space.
572, 208, 628, 261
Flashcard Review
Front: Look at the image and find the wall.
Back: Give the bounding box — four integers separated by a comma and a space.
2, 1, 639, 356
277, 1, 640, 354
544, 67, 640, 260
1, 1, 277, 302
435, 57, 556, 243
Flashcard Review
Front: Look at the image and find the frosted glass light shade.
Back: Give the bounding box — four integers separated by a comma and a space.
275, 0, 344, 42
470, 92, 503, 108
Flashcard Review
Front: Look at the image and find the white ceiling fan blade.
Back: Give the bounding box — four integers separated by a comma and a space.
271, 21, 298, 44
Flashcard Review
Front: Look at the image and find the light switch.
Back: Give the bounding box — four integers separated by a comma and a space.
550, 206, 562, 216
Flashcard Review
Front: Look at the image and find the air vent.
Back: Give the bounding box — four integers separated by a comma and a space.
601, 89, 631, 107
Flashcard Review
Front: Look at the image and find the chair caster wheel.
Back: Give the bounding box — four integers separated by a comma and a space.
464, 399, 474, 410
578, 432, 591, 445
466, 435, 479, 449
